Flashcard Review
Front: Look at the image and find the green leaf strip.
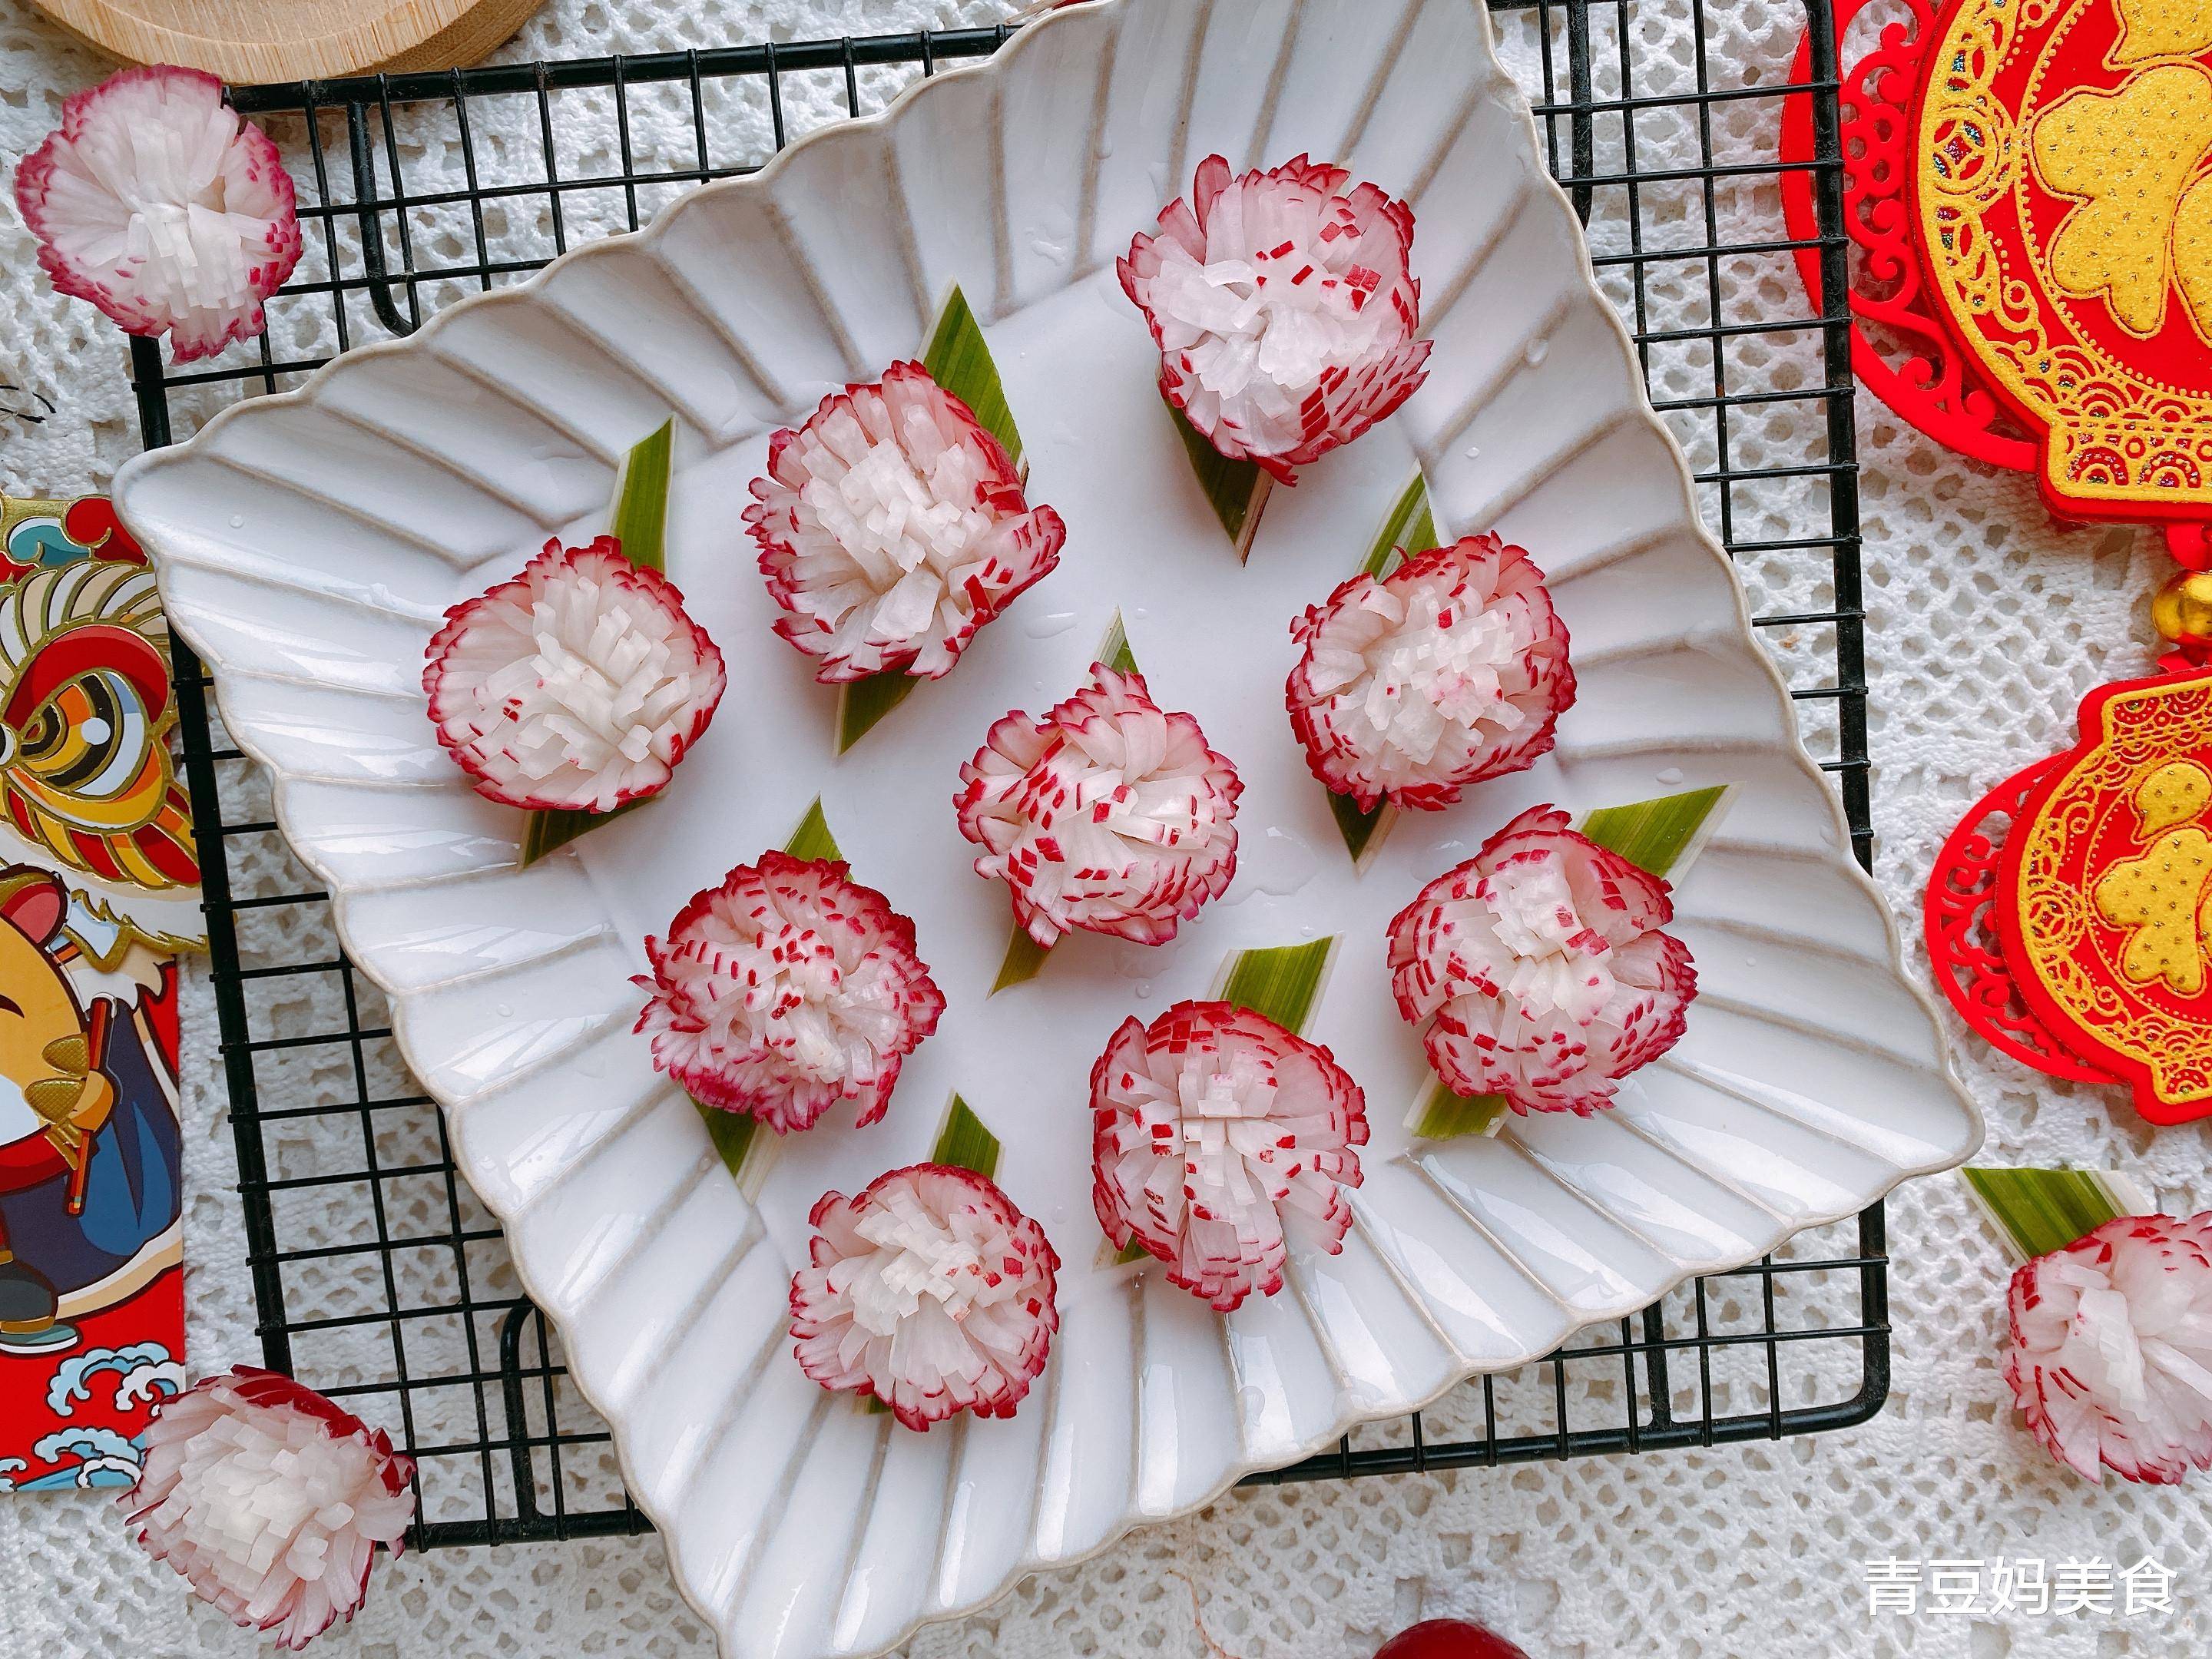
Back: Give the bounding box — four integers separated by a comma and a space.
992, 927, 1053, 995
1328, 791, 1396, 869
836, 671, 921, 753
1362, 470, 1435, 579
1096, 609, 1141, 677
924, 284, 1024, 472
1576, 785, 1734, 881
696, 1100, 760, 1182
1960, 1167, 2154, 1263
520, 794, 654, 867
1113, 1238, 1154, 1266
608, 417, 674, 572
930, 1095, 1002, 1181
1215, 936, 1336, 1038
1406, 1081, 1510, 1141
783, 796, 843, 863
1169, 399, 1271, 562
520, 418, 676, 866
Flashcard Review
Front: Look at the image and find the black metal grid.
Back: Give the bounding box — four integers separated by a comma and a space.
127, 4, 1885, 1551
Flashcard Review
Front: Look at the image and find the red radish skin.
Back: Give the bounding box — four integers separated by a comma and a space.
747, 360, 1065, 684
1375, 1620, 1533, 1659
957, 664, 1243, 949
1386, 803, 1697, 1115
1286, 533, 1575, 813
1091, 999, 1369, 1312
1119, 153, 1433, 484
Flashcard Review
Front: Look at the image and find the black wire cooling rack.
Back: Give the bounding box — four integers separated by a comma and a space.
128, 4, 1886, 1549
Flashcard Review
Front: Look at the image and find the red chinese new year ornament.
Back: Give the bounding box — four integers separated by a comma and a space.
1927, 665, 2212, 1122
1823, 0, 2212, 1120
1779, 0, 2035, 472
1780, 0, 2212, 563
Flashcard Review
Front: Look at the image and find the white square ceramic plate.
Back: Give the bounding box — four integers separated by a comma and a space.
114, 2, 1979, 1654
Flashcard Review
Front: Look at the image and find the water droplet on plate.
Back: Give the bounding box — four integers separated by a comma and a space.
1221, 825, 1320, 905
228, 515, 245, 528
1464, 445, 1481, 459
1134, 982, 1152, 999
495, 1003, 513, 1018
1656, 767, 1684, 785
1023, 611, 1079, 639
1525, 336, 1550, 366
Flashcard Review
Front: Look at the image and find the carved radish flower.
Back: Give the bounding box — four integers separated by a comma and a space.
424, 537, 725, 813
791, 1164, 1060, 1430
2006, 1212, 2212, 1485
14, 68, 302, 360
1287, 533, 1575, 811
748, 361, 1066, 682
1388, 806, 1696, 1115
1119, 154, 1432, 483
634, 853, 944, 1135
121, 1368, 415, 1651
955, 664, 1243, 947
1091, 1000, 1368, 1312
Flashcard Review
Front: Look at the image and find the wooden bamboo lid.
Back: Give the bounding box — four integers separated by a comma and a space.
28, 0, 548, 84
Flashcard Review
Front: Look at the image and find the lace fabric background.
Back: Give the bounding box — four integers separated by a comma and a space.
0, 0, 2201, 1654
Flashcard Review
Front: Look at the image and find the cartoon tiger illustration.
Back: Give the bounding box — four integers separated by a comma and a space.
0, 866, 178, 1347
0, 562, 195, 897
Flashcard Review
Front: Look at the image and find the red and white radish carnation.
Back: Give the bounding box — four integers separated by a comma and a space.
14, 68, 302, 361
634, 852, 944, 1134
2005, 1211, 2212, 1485
748, 361, 1065, 682
1119, 154, 1432, 484
1388, 805, 1696, 1115
1287, 533, 1575, 811
121, 1367, 415, 1651
955, 663, 1243, 948
790, 1163, 1060, 1430
424, 537, 724, 813
1091, 1000, 1368, 1312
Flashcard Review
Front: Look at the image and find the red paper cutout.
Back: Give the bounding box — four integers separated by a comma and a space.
1781, 0, 2212, 548
1995, 672, 2212, 1122
1932, 670, 2212, 1123
1779, 0, 2037, 471
1925, 753, 2118, 1083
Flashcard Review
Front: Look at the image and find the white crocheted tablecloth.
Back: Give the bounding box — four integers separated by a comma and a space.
1, 0, 2204, 1654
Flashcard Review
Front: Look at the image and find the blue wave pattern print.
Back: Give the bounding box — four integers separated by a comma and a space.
1, 1340, 178, 1490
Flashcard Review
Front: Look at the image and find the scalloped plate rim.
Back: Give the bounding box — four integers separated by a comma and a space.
113, 3, 1983, 1655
